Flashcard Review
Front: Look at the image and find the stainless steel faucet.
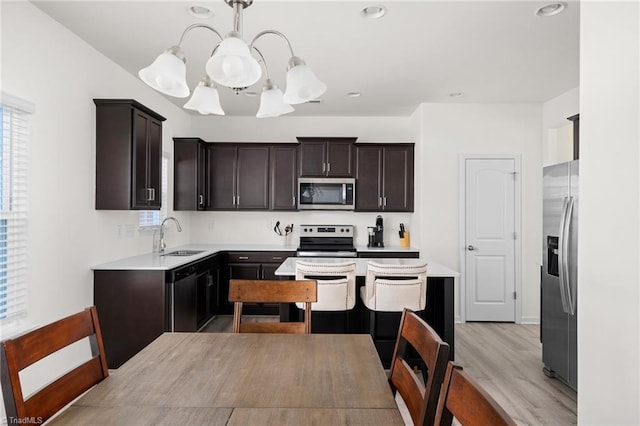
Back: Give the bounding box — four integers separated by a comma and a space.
158, 217, 182, 255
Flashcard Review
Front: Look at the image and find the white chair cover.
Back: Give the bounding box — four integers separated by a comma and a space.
295, 261, 356, 311
360, 261, 428, 311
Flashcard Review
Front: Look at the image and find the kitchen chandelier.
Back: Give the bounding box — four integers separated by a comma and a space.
139, 0, 326, 118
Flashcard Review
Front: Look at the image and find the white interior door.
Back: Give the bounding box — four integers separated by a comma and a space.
464, 158, 516, 321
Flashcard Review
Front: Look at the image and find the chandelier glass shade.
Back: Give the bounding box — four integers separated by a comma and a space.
138, 0, 326, 118
256, 79, 294, 118
183, 77, 225, 115
138, 47, 190, 98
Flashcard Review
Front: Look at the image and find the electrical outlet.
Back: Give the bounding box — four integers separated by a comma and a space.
208, 221, 215, 230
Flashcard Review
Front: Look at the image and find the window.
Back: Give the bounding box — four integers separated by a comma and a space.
139, 152, 169, 228
0, 93, 33, 332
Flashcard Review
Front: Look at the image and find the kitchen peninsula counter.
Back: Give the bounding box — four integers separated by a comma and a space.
276, 256, 458, 363
91, 244, 420, 271
275, 256, 458, 278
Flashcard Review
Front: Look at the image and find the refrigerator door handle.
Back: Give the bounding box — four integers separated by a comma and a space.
558, 197, 570, 314
564, 196, 576, 315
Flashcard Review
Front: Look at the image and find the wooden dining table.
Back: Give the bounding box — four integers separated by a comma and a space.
48, 333, 404, 425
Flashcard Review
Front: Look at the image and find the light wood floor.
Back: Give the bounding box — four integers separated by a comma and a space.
455, 322, 576, 425
202, 317, 576, 425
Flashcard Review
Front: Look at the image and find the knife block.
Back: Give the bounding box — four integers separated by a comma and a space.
399, 232, 410, 247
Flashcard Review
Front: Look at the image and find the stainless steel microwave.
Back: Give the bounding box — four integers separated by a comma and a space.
298, 178, 355, 210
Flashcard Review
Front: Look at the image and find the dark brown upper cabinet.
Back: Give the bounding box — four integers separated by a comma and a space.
270, 145, 298, 210
208, 144, 269, 210
94, 99, 165, 210
173, 138, 208, 211
297, 137, 357, 177
355, 144, 414, 212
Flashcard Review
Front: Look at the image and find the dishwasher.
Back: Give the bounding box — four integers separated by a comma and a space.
170, 264, 199, 332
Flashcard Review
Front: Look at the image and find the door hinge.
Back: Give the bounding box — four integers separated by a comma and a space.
511, 171, 518, 180
513, 291, 517, 300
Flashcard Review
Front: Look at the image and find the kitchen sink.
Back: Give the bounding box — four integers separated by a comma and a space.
162, 250, 205, 257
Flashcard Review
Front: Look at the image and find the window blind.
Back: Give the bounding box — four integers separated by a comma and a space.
139, 153, 169, 228
0, 95, 32, 328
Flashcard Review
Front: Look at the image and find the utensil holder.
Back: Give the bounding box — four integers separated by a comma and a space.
399, 232, 410, 248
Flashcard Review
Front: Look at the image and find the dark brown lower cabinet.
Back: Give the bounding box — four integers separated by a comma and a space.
94, 254, 219, 368
221, 251, 295, 315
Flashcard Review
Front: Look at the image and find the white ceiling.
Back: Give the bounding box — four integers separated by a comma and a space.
31, 0, 580, 117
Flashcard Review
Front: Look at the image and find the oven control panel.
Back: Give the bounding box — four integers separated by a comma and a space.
300, 225, 354, 237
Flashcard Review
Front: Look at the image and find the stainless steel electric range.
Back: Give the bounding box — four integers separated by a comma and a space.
296, 225, 357, 258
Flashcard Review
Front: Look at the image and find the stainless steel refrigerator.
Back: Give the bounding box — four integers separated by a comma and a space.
541, 160, 578, 391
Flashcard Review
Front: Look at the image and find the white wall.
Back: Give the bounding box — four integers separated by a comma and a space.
414, 103, 543, 322
1, 1, 193, 404
579, 1, 640, 423
542, 86, 579, 165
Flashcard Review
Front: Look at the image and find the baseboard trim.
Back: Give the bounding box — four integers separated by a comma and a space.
519, 316, 540, 324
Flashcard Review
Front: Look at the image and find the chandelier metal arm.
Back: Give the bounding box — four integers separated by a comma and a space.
177, 24, 224, 47
251, 46, 271, 80
249, 30, 296, 58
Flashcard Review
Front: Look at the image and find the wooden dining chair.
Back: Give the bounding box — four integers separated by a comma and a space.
0, 306, 109, 424
434, 361, 516, 426
229, 279, 317, 334
388, 308, 450, 426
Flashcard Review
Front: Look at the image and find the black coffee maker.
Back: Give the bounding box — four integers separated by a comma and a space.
372, 215, 384, 248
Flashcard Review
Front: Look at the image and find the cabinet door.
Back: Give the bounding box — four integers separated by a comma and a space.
147, 118, 162, 209
355, 145, 383, 211
299, 140, 326, 177
270, 146, 298, 210
174, 138, 206, 211
237, 146, 269, 209
382, 145, 414, 212
132, 110, 162, 209
208, 145, 237, 210
326, 141, 355, 177
132, 110, 152, 209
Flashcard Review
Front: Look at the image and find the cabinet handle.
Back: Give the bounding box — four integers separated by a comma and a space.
146, 188, 156, 201
238, 256, 249, 260
292, 196, 296, 207
327, 162, 331, 173
378, 197, 383, 207
322, 163, 326, 173
272, 256, 283, 260
232, 196, 236, 205
383, 197, 387, 207
199, 195, 204, 205
236, 195, 240, 205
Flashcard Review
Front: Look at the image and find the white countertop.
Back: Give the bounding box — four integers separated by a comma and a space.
276, 257, 459, 278
91, 243, 421, 271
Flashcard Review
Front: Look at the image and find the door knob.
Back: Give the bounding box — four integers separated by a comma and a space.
467, 245, 475, 251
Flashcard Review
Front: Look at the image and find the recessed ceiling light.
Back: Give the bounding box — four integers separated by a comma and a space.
306, 99, 323, 104
449, 92, 463, 98
187, 4, 215, 19
346, 92, 361, 98
361, 5, 387, 19
535, 3, 566, 17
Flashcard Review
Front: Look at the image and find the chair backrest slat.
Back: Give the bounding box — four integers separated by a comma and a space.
435, 362, 516, 426
388, 308, 449, 426
229, 279, 317, 334
0, 306, 109, 423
